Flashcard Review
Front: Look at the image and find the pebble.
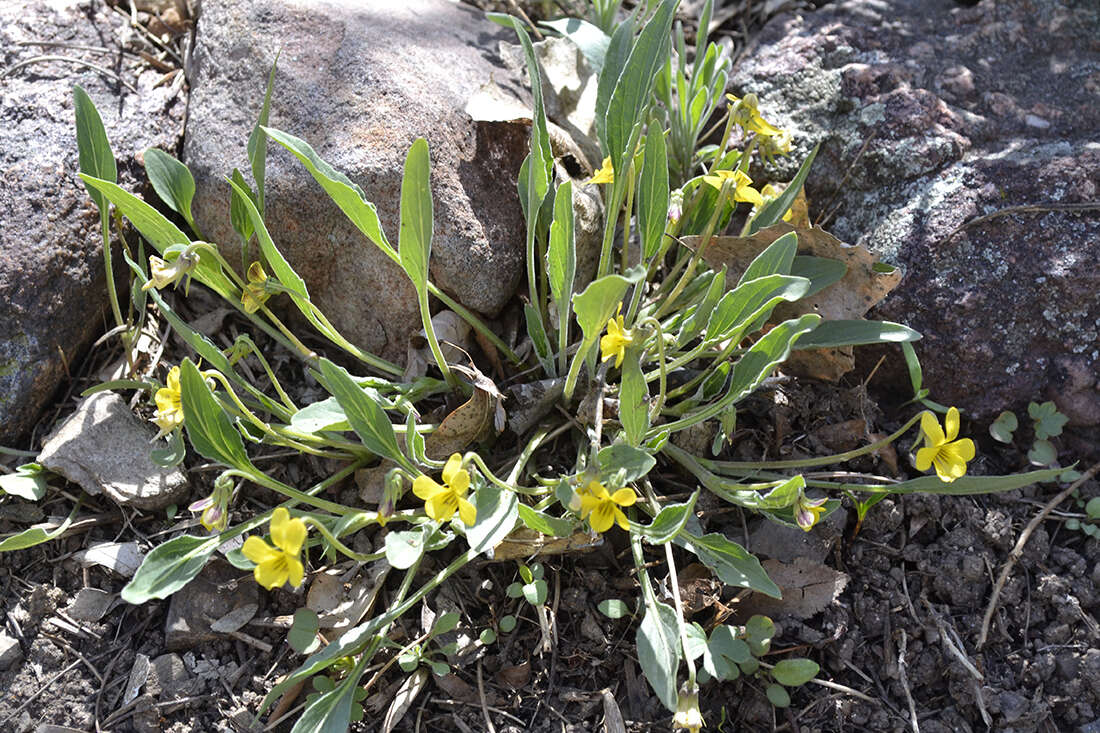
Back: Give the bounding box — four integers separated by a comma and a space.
0, 632, 23, 671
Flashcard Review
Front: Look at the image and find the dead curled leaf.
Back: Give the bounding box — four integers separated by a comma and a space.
423, 385, 494, 461
491, 527, 602, 562
682, 223, 902, 380
738, 557, 849, 620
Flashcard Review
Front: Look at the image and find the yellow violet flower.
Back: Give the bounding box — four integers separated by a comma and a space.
758, 128, 793, 163
413, 453, 477, 525
915, 407, 976, 483
152, 366, 184, 439
242, 507, 307, 589
588, 156, 614, 185
759, 183, 793, 222
579, 480, 636, 533
701, 169, 764, 206
142, 251, 199, 292
241, 261, 271, 313
726, 92, 782, 136
599, 303, 633, 368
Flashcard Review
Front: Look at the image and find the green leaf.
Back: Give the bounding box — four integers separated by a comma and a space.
619, 347, 650, 446
572, 267, 646, 345
523, 579, 548, 606
289, 398, 350, 434
540, 18, 610, 71
679, 268, 726, 346
289, 609, 321, 654
725, 314, 819, 401
120, 534, 220, 603
292, 661, 367, 733
745, 614, 775, 655
739, 231, 798, 285
385, 527, 427, 570
605, 0, 676, 178
790, 255, 847, 298
989, 411, 1018, 443
73, 85, 117, 212
766, 683, 790, 708
594, 14, 635, 154
143, 148, 197, 230
795, 320, 921, 349
248, 56, 278, 214
317, 359, 404, 465
547, 179, 577, 358
398, 138, 432, 291
772, 658, 819, 687
636, 597, 681, 711
678, 531, 780, 598
480, 628, 497, 644
705, 274, 810, 342
1027, 439, 1057, 466
467, 485, 519, 555
1085, 497, 1100, 520
881, 466, 1066, 495
500, 615, 517, 633
150, 429, 187, 468
748, 144, 819, 234
80, 176, 235, 299
638, 120, 670, 261
262, 126, 394, 258
0, 463, 48, 501
525, 303, 555, 376
1029, 401, 1068, 440
431, 611, 461, 637
598, 443, 656, 482
229, 168, 257, 244
636, 493, 697, 544
0, 511, 74, 552
517, 504, 575, 537
598, 599, 632, 619
706, 625, 749, 680
179, 359, 252, 470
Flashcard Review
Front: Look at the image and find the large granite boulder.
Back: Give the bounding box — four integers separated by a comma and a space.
184, 0, 531, 363
730, 0, 1100, 424
0, 2, 185, 445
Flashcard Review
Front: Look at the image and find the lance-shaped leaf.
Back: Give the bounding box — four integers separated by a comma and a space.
638, 120, 669, 261
618, 346, 649, 446
144, 148, 197, 232
399, 138, 432, 292
748, 144, 818, 234
120, 534, 221, 603
547, 179, 576, 366
179, 359, 252, 471
572, 267, 646, 346
73, 85, 116, 212
247, 55, 278, 213
636, 597, 681, 711
318, 358, 405, 466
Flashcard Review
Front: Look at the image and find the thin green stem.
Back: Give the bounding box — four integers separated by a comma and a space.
641, 318, 668, 419
620, 165, 636, 273
654, 179, 731, 320
418, 287, 458, 391
303, 518, 383, 563
100, 210, 125, 330
227, 468, 359, 516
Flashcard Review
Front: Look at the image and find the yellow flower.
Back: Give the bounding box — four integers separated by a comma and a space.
588, 156, 615, 185
413, 453, 477, 525
701, 169, 764, 206
579, 480, 636, 533
759, 183, 793, 222
915, 407, 975, 482
758, 128, 793, 163
673, 689, 704, 733
242, 507, 307, 589
142, 251, 199, 292
599, 303, 633, 368
152, 366, 184, 439
241, 261, 271, 313
726, 92, 782, 136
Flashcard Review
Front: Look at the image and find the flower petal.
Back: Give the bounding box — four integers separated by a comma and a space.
920, 411, 945, 446
613, 506, 630, 531
944, 407, 960, 441
285, 554, 305, 588
952, 437, 976, 462
457, 497, 477, 527
590, 504, 615, 533
273, 513, 307, 556
915, 445, 937, 472
242, 536, 280, 565
255, 557, 289, 590
442, 454, 464, 485
610, 488, 637, 507
426, 492, 457, 522
413, 475, 442, 501
449, 468, 470, 495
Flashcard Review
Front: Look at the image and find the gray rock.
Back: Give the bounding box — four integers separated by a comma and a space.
0, 633, 22, 671
147, 653, 194, 698
730, 0, 1100, 423
184, 0, 531, 362
165, 560, 259, 650
37, 392, 188, 511
0, 2, 184, 444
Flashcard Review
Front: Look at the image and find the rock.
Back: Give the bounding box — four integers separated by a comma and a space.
729, 0, 1100, 423
164, 560, 259, 650
147, 653, 194, 698
37, 392, 189, 511
64, 588, 115, 623
0, 2, 184, 444
184, 0, 532, 362
0, 632, 22, 671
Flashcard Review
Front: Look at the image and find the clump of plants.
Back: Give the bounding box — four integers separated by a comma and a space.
1, 1, 1069, 731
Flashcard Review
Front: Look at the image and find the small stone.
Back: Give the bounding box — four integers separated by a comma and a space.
148, 653, 191, 698
64, 588, 115, 622
165, 561, 259, 650
0, 633, 23, 671
1024, 113, 1051, 129
37, 392, 189, 511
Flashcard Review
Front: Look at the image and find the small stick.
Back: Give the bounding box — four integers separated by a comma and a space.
476, 659, 498, 733
897, 630, 920, 733
977, 461, 1100, 648
0, 55, 139, 92
938, 202, 1100, 246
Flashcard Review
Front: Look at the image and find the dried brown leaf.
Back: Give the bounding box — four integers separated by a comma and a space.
739, 557, 849, 620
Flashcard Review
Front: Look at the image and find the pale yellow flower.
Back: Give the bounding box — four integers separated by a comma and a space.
142, 251, 199, 292
242, 507, 307, 589
588, 156, 614, 185
701, 169, 764, 206
241, 261, 271, 313
413, 453, 476, 525
915, 407, 975, 482
152, 366, 184, 439
726, 92, 782, 136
